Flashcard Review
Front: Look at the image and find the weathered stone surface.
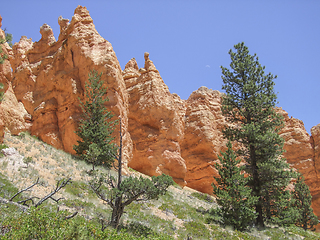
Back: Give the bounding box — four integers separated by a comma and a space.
9, 6, 131, 163
1, 7, 320, 220
278, 108, 317, 180
311, 124, 320, 175
311, 124, 320, 218
275, 109, 320, 219
181, 87, 226, 193
124, 54, 187, 185
0, 15, 13, 88
0, 16, 31, 139
0, 83, 32, 135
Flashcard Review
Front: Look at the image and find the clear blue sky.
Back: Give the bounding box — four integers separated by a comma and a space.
1, 1, 319, 133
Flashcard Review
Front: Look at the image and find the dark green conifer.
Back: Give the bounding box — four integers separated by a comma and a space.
220, 42, 295, 227
73, 70, 118, 170
212, 141, 258, 231
293, 174, 318, 230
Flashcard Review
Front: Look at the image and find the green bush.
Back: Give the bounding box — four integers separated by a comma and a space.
124, 222, 157, 238
181, 221, 212, 239
62, 199, 95, 210
1, 206, 165, 240
0, 173, 23, 201
64, 180, 95, 198
190, 192, 214, 203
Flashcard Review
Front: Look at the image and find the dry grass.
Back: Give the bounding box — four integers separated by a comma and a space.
1, 132, 320, 239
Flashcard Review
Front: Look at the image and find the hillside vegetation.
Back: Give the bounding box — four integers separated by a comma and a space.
0, 132, 319, 239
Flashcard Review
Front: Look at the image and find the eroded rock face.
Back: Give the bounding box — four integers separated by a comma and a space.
311, 124, 320, 218
9, 6, 131, 163
1, 7, 320, 219
0, 16, 31, 141
124, 54, 187, 185
278, 108, 317, 180
181, 87, 226, 193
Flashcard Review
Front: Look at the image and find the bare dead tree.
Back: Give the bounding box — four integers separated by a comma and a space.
0, 177, 77, 219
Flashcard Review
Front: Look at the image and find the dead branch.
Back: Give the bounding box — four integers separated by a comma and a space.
64, 211, 78, 220
49, 196, 65, 203
0, 196, 28, 212
17, 196, 40, 206
9, 177, 39, 201
34, 178, 71, 207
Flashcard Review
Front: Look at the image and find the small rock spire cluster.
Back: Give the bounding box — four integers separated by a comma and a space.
0, 6, 320, 219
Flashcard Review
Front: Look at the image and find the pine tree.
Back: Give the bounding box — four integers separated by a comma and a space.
212, 141, 258, 231
73, 70, 118, 170
293, 174, 318, 230
220, 42, 295, 227
259, 158, 297, 226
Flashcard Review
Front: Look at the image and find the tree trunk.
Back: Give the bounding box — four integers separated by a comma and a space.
250, 144, 265, 228
256, 200, 264, 227
110, 118, 124, 229
110, 197, 124, 229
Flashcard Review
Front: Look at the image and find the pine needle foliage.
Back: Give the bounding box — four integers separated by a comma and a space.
220, 42, 295, 227
212, 141, 258, 231
293, 174, 319, 230
74, 70, 118, 170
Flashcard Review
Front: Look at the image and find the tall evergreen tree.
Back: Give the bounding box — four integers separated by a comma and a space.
212, 141, 258, 231
293, 174, 318, 230
74, 70, 118, 170
220, 42, 295, 227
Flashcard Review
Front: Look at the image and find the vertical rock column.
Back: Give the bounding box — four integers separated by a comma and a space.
124, 53, 187, 185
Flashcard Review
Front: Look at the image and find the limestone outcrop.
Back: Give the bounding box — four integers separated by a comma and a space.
0, 6, 320, 218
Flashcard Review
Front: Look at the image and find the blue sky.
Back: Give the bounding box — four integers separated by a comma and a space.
1, 1, 319, 133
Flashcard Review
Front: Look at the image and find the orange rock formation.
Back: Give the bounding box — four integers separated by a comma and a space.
0, 6, 319, 218
8, 7, 131, 162
123, 54, 187, 185
0, 16, 31, 142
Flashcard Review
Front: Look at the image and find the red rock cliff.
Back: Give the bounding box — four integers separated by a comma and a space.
0, 15, 31, 142
0, 6, 319, 218
8, 6, 132, 164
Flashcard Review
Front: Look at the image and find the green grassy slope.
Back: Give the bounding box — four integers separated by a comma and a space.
0, 132, 319, 239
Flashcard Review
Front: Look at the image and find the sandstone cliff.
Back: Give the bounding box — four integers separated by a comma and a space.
8, 6, 132, 163
123, 54, 187, 185
0, 6, 319, 217
0, 16, 31, 142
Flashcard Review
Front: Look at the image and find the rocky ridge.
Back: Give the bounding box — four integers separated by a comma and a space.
0, 6, 319, 217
